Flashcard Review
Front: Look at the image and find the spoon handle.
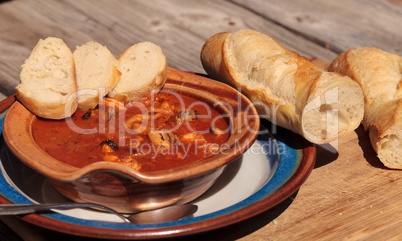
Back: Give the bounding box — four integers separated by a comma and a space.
0, 203, 130, 223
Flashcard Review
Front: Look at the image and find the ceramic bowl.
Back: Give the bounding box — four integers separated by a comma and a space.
3, 68, 260, 213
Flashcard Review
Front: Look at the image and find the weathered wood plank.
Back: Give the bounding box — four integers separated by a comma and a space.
0, 0, 335, 100
231, 0, 402, 55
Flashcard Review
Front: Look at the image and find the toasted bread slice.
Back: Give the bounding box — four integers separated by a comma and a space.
74, 41, 121, 110
16, 37, 78, 119
108, 42, 167, 102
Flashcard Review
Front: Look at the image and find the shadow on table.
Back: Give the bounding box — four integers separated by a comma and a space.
314, 143, 339, 168
355, 125, 386, 169
180, 192, 297, 241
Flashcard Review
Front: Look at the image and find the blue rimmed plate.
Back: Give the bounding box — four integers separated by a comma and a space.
0, 96, 315, 239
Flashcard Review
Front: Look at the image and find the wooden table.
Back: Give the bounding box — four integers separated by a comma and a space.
0, 0, 401, 240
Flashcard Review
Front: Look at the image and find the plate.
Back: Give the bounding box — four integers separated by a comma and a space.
0, 97, 315, 239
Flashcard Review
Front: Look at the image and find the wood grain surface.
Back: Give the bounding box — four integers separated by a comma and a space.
233, 0, 402, 54
1, 0, 401, 100
0, 0, 401, 240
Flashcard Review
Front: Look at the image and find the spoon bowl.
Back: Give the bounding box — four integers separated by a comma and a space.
127, 204, 198, 224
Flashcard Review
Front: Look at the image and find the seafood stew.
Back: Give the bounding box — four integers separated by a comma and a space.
32, 90, 230, 172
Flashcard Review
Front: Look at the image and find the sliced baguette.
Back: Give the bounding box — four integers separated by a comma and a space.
16, 37, 77, 119
74, 41, 121, 110
329, 47, 402, 169
108, 42, 167, 102
201, 29, 365, 144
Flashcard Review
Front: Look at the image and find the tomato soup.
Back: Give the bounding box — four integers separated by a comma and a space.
32, 91, 230, 172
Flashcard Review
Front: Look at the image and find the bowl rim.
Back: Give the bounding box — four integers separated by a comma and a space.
3, 68, 260, 184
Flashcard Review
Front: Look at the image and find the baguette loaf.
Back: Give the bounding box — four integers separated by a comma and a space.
201, 29, 364, 144
74, 41, 121, 110
16, 37, 78, 119
108, 42, 167, 102
329, 47, 402, 169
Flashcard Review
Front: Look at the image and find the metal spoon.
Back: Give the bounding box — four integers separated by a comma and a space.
0, 203, 198, 224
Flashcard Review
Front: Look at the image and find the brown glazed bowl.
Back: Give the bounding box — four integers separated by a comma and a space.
3, 68, 260, 213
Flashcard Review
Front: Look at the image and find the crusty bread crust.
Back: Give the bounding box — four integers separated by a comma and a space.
201, 29, 364, 144
108, 42, 167, 102
74, 41, 121, 111
16, 37, 78, 119
329, 47, 402, 169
